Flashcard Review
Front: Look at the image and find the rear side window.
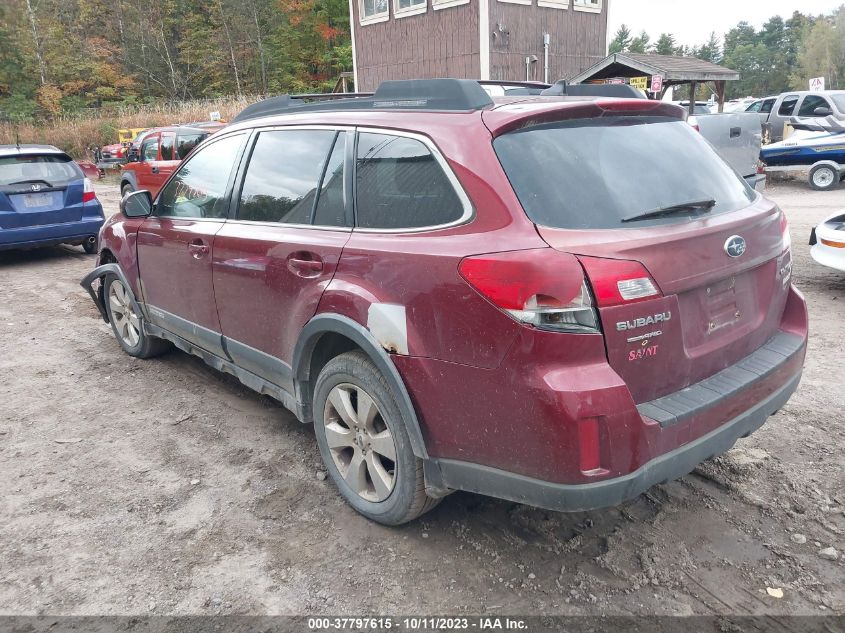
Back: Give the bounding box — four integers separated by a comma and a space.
355, 132, 465, 230
176, 133, 207, 159
761, 98, 775, 114
0, 154, 80, 186
494, 117, 755, 230
778, 96, 799, 116
313, 135, 347, 227
238, 129, 337, 225
160, 133, 174, 160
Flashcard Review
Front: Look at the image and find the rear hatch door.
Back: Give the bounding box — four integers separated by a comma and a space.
489, 102, 791, 403
0, 152, 84, 229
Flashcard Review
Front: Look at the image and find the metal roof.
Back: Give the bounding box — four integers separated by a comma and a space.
569, 53, 740, 84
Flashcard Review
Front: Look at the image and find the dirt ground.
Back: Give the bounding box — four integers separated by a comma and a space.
0, 176, 843, 617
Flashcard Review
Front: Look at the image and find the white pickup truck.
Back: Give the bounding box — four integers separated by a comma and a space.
692, 111, 765, 190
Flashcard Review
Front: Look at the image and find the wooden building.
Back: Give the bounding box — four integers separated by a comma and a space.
348, 0, 609, 91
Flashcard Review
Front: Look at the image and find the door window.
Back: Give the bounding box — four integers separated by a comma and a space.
238, 129, 338, 225
778, 95, 799, 117
141, 138, 159, 162
313, 135, 347, 227
746, 101, 762, 113
355, 132, 465, 230
176, 133, 207, 159
155, 134, 245, 219
160, 133, 175, 160
761, 98, 775, 114
798, 95, 831, 117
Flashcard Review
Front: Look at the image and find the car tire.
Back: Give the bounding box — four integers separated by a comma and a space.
82, 236, 97, 254
809, 164, 839, 191
121, 182, 134, 197
313, 350, 440, 525
103, 273, 170, 359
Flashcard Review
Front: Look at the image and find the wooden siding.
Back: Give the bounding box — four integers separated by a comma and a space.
352, 1, 480, 91
488, 1, 607, 82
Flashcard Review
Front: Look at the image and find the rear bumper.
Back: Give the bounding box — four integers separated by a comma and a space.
0, 217, 104, 251
433, 368, 801, 512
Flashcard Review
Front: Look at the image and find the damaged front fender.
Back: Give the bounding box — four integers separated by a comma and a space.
79, 263, 144, 324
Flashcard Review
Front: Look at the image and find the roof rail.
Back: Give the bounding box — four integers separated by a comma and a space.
231, 79, 495, 123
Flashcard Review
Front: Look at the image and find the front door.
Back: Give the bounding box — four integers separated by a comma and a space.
136, 133, 247, 356
213, 128, 351, 390
134, 133, 160, 193
146, 131, 180, 196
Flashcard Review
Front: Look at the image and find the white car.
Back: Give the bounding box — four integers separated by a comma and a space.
811, 211, 845, 271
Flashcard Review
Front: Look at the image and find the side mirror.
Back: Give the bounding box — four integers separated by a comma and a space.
121, 190, 153, 218
813, 106, 833, 117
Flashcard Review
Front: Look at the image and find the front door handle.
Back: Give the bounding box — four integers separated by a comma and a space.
288, 252, 323, 277
188, 239, 209, 259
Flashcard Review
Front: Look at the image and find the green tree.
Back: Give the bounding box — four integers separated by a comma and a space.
609, 24, 632, 54
654, 33, 677, 56
628, 31, 651, 54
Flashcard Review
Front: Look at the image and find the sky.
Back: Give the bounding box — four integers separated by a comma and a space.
607, 0, 844, 48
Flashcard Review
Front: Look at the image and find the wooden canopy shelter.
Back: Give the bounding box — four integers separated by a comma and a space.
568, 53, 741, 114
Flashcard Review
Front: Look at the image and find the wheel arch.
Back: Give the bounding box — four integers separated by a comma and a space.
120, 170, 138, 192
293, 313, 429, 460
79, 262, 144, 324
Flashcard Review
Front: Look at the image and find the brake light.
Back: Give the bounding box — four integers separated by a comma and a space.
577, 257, 661, 308
458, 249, 600, 334
82, 177, 96, 203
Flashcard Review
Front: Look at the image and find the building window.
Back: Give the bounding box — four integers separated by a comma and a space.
538, 0, 568, 8
360, 0, 389, 24
394, 0, 426, 18
498, 0, 532, 5
432, 0, 469, 9
573, 0, 601, 11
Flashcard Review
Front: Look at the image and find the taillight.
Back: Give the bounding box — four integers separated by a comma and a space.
458, 249, 600, 334
83, 177, 96, 203
687, 115, 701, 132
577, 256, 661, 308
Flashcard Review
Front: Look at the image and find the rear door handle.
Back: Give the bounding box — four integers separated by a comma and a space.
188, 239, 209, 258
288, 252, 324, 277
730, 127, 741, 138
151, 166, 160, 174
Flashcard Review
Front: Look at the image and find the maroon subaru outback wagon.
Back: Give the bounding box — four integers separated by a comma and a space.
82, 80, 807, 525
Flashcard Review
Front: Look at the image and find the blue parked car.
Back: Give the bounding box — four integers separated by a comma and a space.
0, 144, 105, 253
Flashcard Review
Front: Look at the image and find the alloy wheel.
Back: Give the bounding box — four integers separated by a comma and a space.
323, 383, 397, 502
108, 280, 140, 348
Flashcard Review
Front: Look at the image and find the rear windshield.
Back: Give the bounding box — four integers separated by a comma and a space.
494, 116, 756, 230
0, 154, 81, 187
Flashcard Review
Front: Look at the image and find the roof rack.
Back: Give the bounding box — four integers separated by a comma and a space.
231, 79, 495, 123
540, 80, 646, 100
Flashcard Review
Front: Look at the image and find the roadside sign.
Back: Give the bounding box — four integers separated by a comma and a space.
650, 75, 664, 93
209, 111, 222, 121
810, 77, 825, 92
629, 76, 648, 91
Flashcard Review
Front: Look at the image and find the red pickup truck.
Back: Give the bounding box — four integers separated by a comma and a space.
119, 125, 219, 197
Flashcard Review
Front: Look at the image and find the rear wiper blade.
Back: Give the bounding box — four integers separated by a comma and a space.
622, 198, 716, 223
6, 179, 53, 187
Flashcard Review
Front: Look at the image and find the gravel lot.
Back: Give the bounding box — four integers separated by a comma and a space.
0, 177, 843, 617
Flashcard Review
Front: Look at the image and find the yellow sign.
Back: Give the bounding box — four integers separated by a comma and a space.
629, 76, 649, 90
117, 128, 147, 144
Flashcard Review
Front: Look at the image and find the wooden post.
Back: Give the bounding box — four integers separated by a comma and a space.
688, 81, 697, 116
715, 80, 726, 113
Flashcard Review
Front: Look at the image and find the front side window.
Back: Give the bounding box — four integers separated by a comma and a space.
778, 95, 799, 117
238, 129, 338, 225
361, 0, 388, 20
155, 134, 244, 219
761, 98, 775, 114
494, 117, 754, 230
798, 95, 831, 117
746, 101, 762, 113
142, 139, 158, 162
355, 132, 465, 230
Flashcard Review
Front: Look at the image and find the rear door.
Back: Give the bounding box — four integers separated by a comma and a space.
491, 112, 791, 403
136, 133, 247, 356
0, 153, 84, 229
213, 127, 351, 387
